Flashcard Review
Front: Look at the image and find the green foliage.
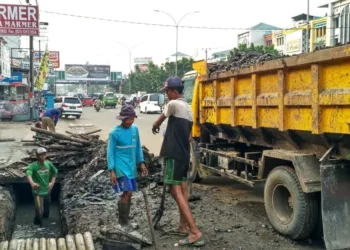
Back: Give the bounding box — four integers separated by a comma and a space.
125, 57, 194, 94
228, 43, 279, 60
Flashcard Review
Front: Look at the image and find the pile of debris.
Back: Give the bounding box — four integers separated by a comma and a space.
60, 143, 163, 247
21, 127, 106, 171
208, 50, 287, 74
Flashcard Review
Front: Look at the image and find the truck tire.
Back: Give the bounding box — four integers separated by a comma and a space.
189, 141, 202, 183
264, 166, 318, 240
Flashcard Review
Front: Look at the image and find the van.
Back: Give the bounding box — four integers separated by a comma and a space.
139, 93, 164, 114
102, 92, 117, 108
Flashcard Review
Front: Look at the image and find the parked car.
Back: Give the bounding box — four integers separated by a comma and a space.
81, 97, 94, 107
139, 93, 164, 114
54, 96, 83, 119
102, 92, 117, 108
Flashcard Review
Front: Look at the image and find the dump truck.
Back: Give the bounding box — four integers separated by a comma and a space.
188, 45, 350, 250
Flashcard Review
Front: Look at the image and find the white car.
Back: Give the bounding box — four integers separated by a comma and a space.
54, 96, 83, 119
139, 93, 164, 114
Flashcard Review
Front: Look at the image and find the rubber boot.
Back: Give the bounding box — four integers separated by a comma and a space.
118, 202, 131, 225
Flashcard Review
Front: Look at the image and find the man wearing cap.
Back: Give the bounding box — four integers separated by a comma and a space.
26, 147, 58, 225
152, 77, 204, 247
41, 107, 63, 132
107, 104, 148, 225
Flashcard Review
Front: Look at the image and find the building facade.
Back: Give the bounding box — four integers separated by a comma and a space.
237, 23, 281, 47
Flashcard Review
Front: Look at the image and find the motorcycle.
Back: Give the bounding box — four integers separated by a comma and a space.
94, 100, 101, 112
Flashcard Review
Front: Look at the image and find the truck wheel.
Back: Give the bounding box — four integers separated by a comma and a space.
264, 166, 318, 240
189, 141, 202, 183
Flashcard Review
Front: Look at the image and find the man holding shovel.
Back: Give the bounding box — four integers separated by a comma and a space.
152, 77, 204, 247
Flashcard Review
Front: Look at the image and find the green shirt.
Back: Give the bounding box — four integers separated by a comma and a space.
26, 160, 58, 195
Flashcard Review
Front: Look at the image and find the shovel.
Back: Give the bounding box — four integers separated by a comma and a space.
141, 188, 158, 250
152, 181, 166, 228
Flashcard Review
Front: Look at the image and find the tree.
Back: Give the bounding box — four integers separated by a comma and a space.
126, 57, 194, 94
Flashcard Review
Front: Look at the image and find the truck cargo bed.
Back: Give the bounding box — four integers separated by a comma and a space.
198, 45, 350, 159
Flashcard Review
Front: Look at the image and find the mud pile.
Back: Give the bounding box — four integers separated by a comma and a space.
208, 51, 287, 74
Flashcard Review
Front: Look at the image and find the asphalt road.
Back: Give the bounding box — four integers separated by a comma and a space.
59, 105, 166, 155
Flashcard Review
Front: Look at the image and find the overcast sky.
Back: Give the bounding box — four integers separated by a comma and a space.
13, 0, 331, 74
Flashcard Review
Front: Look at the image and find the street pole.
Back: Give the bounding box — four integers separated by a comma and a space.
175, 26, 178, 76
129, 50, 132, 94
154, 10, 199, 77
27, 0, 34, 120
306, 0, 310, 53
39, 40, 41, 61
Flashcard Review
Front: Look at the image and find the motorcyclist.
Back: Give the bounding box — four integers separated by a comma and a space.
94, 98, 101, 110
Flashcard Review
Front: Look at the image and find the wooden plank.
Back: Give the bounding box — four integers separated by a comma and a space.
231, 77, 236, 127
278, 70, 286, 131
312, 64, 320, 134
252, 74, 258, 129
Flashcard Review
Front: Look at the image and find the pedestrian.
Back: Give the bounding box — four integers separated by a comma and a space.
26, 147, 58, 225
41, 107, 63, 132
107, 104, 148, 226
152, 77, 204, 247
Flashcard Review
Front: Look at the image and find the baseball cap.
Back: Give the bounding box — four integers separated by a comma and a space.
160, 77, 183, 92
36, 147, 47, 154
117, 104, 137, 121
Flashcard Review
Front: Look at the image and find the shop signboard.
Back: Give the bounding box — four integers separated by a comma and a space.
65, 64, 110, 81
33, 51, 60, 68
0, 4, 39, 36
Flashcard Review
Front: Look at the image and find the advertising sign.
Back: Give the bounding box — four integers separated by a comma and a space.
134, 57, 152, 64
0, 4, 39, 36
287, 39, 301, 53
34, 51, 60, 68
65, 64, 111, 81
0, 44, 10, 77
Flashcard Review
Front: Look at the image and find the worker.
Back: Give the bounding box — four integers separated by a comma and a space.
152, 77, 204, 247
26, 147, 58, 225
41, 107, 63, 132
107, 104, 148, 225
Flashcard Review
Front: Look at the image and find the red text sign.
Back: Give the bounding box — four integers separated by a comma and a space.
0, 4, 39, 36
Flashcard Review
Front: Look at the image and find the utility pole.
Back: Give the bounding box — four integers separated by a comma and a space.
306, 0, 310, 53
26, 0, 34, 120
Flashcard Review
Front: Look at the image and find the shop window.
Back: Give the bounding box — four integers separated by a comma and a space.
277, 37, 285, 46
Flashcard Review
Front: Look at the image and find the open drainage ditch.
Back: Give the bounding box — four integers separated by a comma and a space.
11, 183, 63, 239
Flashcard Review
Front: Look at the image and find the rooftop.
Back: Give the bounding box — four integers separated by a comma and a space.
170, 52, 190, 57
249, 22, 282, 31
291, 13, 321, 22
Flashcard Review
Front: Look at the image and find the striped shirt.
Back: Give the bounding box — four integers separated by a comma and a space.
160, 98, 193, 162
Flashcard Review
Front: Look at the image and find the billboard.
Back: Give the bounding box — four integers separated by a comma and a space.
0, 4, 39, 36
134, 57, 152, 64
34, 51, 60, 68
65, 64, 110, 81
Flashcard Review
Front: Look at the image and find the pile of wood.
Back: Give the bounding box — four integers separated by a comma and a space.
22, 128, 106, 171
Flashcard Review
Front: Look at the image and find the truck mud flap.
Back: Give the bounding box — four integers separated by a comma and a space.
321, 163, 350, 250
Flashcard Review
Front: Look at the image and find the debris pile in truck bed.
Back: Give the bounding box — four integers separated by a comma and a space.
208, 51, 287, 74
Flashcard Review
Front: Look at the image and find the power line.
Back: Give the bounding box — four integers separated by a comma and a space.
41, 10, 350, 32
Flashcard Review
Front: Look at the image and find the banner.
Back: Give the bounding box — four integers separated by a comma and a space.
65, 64, 110, 81
0, 4, 39, 36
35, 47, 49, 91
34, 51, 60, 68
0, 44, 10, 77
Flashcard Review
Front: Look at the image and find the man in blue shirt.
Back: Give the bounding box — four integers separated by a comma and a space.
42, 107, 63, 132
107, 104, 148, 225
